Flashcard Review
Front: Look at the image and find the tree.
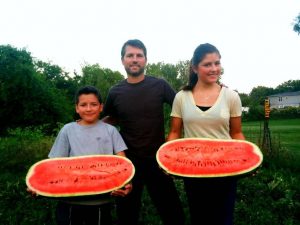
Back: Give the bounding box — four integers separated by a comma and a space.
0, 45, 36, 131
146, 61, 190, 91
35, 60, 81, 101
249, 86, 274, 106
175, 60, 190, 90
293, 13, 300, 35
0, 45, 73, 133
239, 93, 251, 107
80, 64, 124, 102
146, 62, 180, 91
274, 79, 300, 93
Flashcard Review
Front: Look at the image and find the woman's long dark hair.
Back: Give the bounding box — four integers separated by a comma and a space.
183, 43, 221, 91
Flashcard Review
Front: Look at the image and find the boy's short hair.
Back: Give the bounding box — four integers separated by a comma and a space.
75, 86, 103, 104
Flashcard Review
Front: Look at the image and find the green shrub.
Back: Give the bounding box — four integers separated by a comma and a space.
270, 107, 300, 120
235, 163, 300, 225
0, 128, 56, 225
0, 126, 299, 225
243, 106, 300, 122
242, 105, 264, 121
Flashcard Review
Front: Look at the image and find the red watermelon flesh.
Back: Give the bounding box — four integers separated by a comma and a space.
26, 155, 135, 197
156, 138, 263, 177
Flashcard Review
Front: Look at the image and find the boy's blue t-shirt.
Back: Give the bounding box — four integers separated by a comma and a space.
49, 120, 127, 158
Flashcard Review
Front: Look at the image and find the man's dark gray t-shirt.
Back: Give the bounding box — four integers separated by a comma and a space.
104, 75, 175, 158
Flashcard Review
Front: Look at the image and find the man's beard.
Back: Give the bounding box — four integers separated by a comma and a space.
125, 65, 145, 77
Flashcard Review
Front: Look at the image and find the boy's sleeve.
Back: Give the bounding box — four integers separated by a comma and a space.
111, 127, 127, 154
48, 127, 70, 158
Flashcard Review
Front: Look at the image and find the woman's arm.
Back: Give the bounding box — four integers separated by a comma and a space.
229, 116, 245, 140
166, 117, 183, 141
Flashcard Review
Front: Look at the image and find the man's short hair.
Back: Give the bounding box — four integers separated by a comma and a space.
121, 39, 147, 59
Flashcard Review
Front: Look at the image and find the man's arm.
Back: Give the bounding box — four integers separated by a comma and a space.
101, 115, 118, 126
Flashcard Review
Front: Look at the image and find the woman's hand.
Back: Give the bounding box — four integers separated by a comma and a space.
27, 187, 39, 197
111, 183, 132, 197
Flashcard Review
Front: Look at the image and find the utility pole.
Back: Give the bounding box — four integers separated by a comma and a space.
262, 98, 272, 154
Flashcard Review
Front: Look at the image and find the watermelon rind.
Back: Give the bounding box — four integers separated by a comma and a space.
156, 138, 263, 178
26, 155, 135, 197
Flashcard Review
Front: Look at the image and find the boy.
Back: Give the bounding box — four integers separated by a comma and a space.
48, 85, 131, 225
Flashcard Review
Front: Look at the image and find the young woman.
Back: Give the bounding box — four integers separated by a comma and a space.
167, 43, 245, 225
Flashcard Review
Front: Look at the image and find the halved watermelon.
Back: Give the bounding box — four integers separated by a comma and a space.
156, 138, 263, 177
26, 155, 135, 197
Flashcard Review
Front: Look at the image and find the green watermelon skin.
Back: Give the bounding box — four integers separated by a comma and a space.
26, 155, 135, 197
156, 138, 263, 178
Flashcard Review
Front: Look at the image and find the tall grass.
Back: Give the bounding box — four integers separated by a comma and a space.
0, 123, 299, 225
242, 118, 300, 171
242, 118, 300, 156
0, 128, 56, 225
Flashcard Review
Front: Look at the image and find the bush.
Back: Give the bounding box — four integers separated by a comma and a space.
243, 106, 300, 122
270, 107, 300, 120
235, 161, 300, 225
0, 128, 55, 225
242, 105, 264, 121
0, 127, 299, 225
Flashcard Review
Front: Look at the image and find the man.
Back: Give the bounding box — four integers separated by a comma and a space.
103, 39, 185, 225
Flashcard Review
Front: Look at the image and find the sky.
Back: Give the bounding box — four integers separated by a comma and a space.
1, 0, 299, 94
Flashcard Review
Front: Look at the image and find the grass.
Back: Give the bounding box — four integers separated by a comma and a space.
0, 121, 299, 225
242, 118, 300, 157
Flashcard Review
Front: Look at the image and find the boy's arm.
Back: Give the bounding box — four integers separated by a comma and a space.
48, 126, 70, 158
116, 150, 126, 157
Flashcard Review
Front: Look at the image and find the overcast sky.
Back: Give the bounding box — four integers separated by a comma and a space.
1, 0, 299, 93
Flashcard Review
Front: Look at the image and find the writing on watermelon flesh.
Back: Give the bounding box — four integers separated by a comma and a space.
156, 138, 263, 177
26, 155, 135, 197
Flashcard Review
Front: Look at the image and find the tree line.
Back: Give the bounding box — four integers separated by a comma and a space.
0, 45, 299, 134
293, 12, 300, 35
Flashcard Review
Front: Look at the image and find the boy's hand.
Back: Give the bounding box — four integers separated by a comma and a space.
111, 183, 132, 197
